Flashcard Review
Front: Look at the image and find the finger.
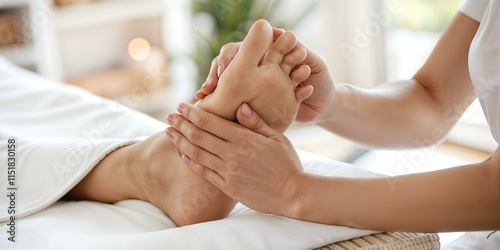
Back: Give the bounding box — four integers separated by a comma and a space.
166, 125, 221, 165
198, 57, 220, 96
181, 155, 227, 190
290, 64, 311, 87
176, 103, 242, 142
295, 85, 314, 102
194, 89, 207, 100
236, 103, 277, 138
218, 42, 240, 77
166, 113, 229, 156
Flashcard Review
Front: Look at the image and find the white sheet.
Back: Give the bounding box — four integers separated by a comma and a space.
0, 57, 380, 249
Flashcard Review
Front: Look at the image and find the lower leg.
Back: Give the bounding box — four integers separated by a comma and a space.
66, 131, 236, 227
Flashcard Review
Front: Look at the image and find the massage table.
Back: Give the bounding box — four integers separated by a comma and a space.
0, 57, 439, 249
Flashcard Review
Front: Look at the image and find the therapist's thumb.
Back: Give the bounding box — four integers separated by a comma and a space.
236, 103, 276, 138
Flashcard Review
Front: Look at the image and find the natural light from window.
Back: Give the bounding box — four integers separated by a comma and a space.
384, 0, 496, 152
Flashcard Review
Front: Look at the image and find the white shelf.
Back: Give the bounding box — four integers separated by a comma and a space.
0, 0, 170, 81
0, 0, 30, 9
55, 0, 165, 31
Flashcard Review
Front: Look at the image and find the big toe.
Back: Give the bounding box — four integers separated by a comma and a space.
233, 19, 273, 66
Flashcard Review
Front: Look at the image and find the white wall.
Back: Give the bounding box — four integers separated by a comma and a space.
290, 0, 390, 87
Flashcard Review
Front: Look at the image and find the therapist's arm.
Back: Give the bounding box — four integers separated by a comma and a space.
317, 12, 478, 148
198, 13, 478, 149
167, 102, 500, 231
292, 154, 500, 231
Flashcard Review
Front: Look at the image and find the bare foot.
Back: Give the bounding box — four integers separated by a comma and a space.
196, 19, 311, 132
129, 132, 236, 227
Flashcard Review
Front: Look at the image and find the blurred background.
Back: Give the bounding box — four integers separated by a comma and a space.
0, 0, 496, 244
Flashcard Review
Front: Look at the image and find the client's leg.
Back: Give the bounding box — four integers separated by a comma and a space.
67, 20, 310, 227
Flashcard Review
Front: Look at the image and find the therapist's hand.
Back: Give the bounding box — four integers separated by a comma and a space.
196, 31, 336, 124
166, 103, 306, 216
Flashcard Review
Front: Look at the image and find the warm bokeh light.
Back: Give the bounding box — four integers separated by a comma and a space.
128, 37, 151, 61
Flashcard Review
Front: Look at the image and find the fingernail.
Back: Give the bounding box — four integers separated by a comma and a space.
201, 80, 208, 88
182, 155, 191, 164
217, 65, 223, 77
279, 28, 285, 33
194, 90, 201, 99
177, 104, 185, 114
166, 114, 174, 123
165, 127, 174, 138
242, 103, 253, 118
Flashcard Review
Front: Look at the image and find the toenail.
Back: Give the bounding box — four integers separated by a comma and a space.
166, 127, 174, 138
166, 114, 174, 123
182, 155, 191, 164
178, 104, 185, 114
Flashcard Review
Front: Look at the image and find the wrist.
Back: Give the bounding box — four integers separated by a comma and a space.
283, 173, 347, 226
313, 84, 339, 127
282, 172, 314, 220
315, 83, 360, 129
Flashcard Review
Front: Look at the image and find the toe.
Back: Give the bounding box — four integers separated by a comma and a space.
290, 65, 311, 87
264, 31, 297, 65
280, 47, 307, 75
233, 19, 273, 67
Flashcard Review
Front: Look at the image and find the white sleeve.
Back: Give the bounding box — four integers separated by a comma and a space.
459, 0, 489, 22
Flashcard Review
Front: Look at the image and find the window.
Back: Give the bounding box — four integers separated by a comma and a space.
384, 0, 496, 152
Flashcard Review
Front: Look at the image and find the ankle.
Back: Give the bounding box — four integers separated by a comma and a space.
123, 141, 159, 203
130, 132, 181, 204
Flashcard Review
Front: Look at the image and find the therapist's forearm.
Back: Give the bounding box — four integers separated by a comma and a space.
316, 80, 456, 148
314, 13, 478, 149
287, 150, 500, 232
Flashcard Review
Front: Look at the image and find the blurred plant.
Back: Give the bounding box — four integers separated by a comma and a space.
191, 0, 317, 88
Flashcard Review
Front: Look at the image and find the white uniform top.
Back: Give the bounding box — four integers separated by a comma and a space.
459, 0, 500, 145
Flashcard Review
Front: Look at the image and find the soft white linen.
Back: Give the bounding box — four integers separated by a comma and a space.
0, 57, 380, 249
